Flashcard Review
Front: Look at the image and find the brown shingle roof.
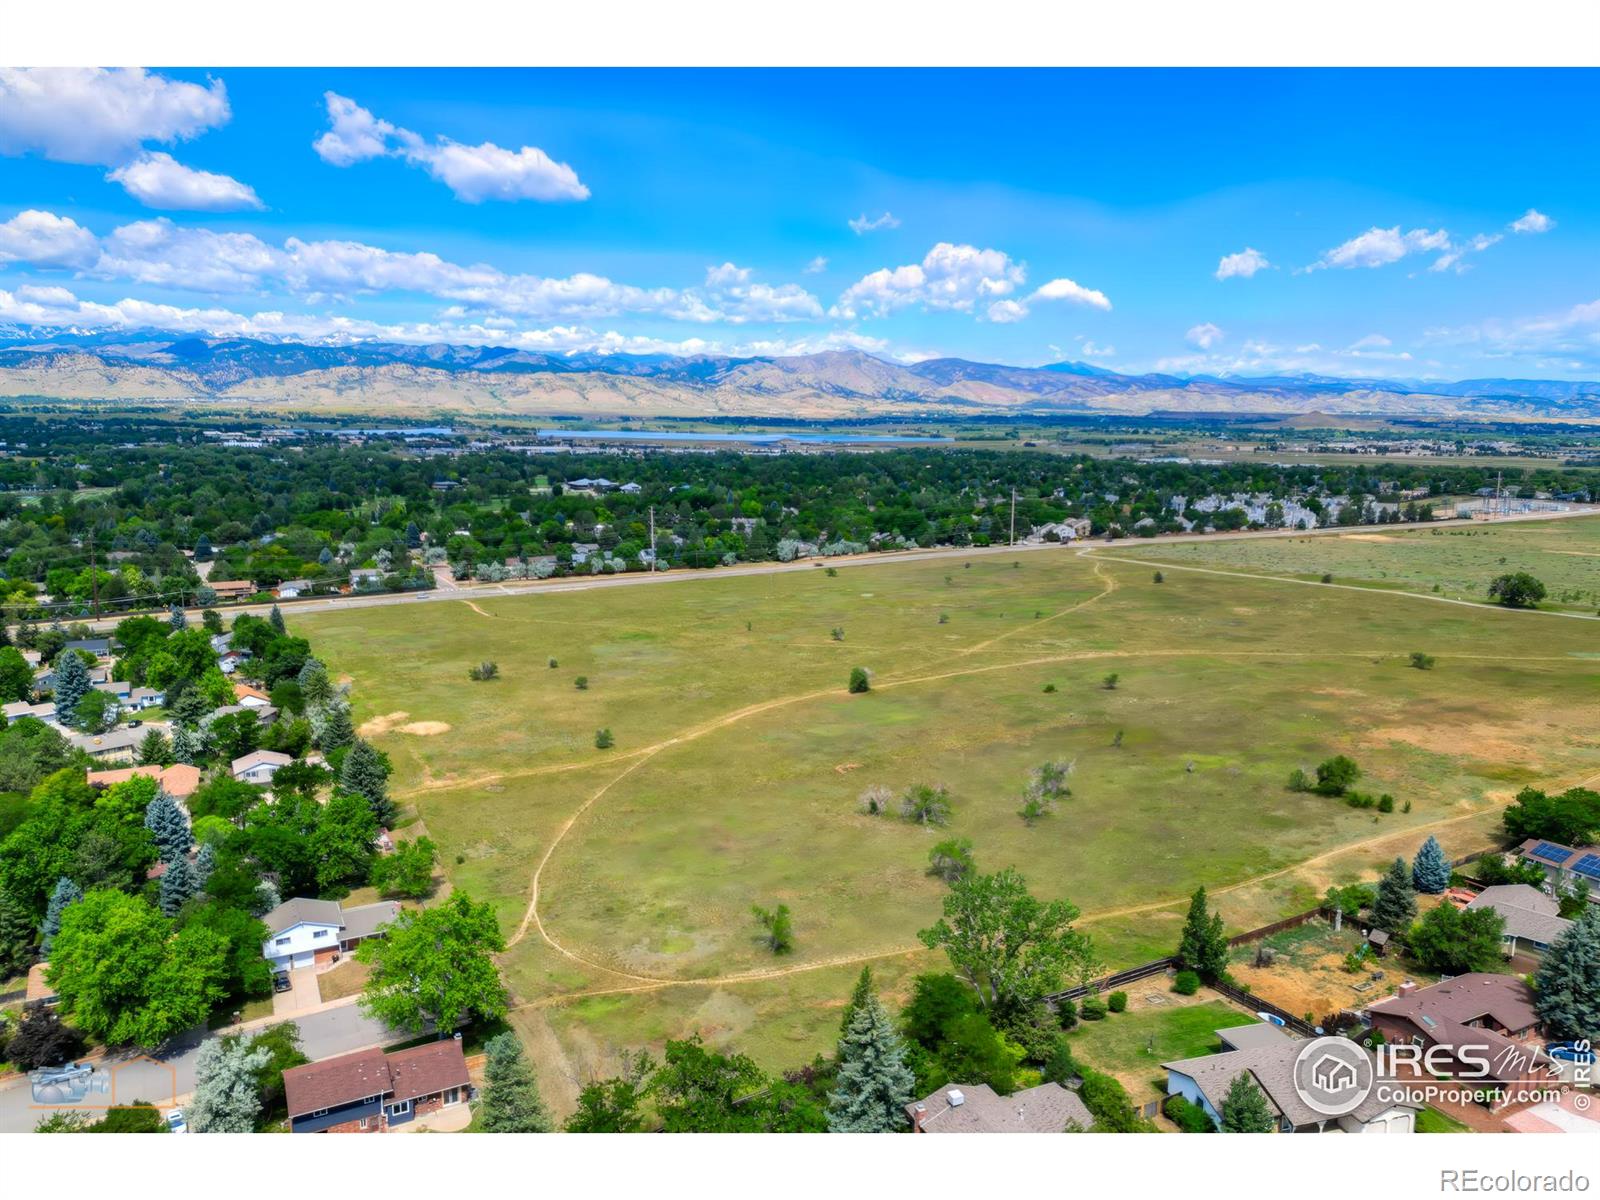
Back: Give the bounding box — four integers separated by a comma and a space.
386, 1040, 470, 1103
284, 1047, 391, 1118
905, 1082, 1094, 1133
1368, 973, 1540, 1033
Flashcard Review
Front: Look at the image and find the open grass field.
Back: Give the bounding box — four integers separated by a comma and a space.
1115, 513, 1600, 611
295, 532, 1600, 1112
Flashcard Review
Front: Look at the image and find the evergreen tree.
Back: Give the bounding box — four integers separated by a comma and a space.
168, 604, 187, 631
1219, 1072, 1275, 1132
839, 965, 875, 1037
193, 843, 216, 892
194, 535, 213, 562
40, 876, 82, 955
319, 701, 355, 752
340, 739, 395, 827
1371, 857, 1417, 934
171, 725, 200, 765
479, 1032, 553, 1132
51, 650, 90, 726
827, 992, 916, 1132
1176, 887, 1230, 981
1411, 836, 1451, 894
159, 854, 197, 916
1534, 904, 1600, 1044
297, 659, 333, 707
268, 605, 287, 637
144, 790, 192, 862
0, 887, 34, 977
188, 1035, 270, 1133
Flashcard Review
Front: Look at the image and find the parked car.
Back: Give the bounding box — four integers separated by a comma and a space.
126, 719, 143, 728
166, 1108, 187, 1134
273, 972, 292, 993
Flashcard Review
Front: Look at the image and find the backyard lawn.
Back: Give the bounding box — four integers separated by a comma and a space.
1066, 991, 1259, 1110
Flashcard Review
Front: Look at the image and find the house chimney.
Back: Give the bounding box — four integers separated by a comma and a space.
946, 1088, 965, 1107
1398, 979, 1418, 997
911, 1102, 927, 1132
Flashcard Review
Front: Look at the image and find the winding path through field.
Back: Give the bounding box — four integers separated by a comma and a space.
479, 547, 1598, 1008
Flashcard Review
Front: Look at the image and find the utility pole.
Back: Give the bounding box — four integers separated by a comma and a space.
1009, 488, 1016, 547
88, 528, 100, 621
649, 505, 657, 572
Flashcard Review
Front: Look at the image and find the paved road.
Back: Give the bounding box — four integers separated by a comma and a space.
70, 504, 1600, 635
0, 1002, 401, 1132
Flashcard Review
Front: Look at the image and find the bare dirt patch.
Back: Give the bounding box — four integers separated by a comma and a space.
1363, 719, 1547, 766
399, 721, 452, 736
1337, 533, 1401, 543
833, 762, 861, 774
359, 710, 410, 736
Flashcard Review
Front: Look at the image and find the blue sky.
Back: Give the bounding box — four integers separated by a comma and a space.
0, 67, 1595, 378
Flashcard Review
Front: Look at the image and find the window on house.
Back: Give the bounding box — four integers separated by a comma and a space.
311, 1108, 328, 1117
312, 929, 327, 939
274, 936, 290, 945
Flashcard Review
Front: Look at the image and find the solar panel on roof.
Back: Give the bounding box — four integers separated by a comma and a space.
1532, 841, 1572, 863
1572, 854, 1600, 881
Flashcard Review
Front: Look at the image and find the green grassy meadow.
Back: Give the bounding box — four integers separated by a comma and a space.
295, 524, 1600, 1106
1119, 514, 1600, 610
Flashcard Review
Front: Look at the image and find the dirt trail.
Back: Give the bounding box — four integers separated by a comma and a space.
955, 558, 1116, 656
459, 599, 496, 618
1082, 547, 1600, 622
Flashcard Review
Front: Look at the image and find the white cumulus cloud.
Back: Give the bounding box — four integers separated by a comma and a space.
1186, 322, 1224, 349
833, 242, 1025, 319
1510, 208, 1555, 234
803, 256, 828, 274
312, 93, 588, 204
0, 210, 99, 268
1310, 226, 1452, 271
107, 152, 263, 212
1031, 277, 1112, 311
1215, 247, 1271, 280
847, 212, 900, 235
0, 68, 230, 166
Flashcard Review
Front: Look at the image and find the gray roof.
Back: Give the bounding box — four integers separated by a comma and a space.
1217, 1022, 1295, 1052
339, 901, 401, 941
262, 898, 399, 941
905, 1083, 1094, 1133
1466, 887, 1573, 947
1164, 1041, 1416, 1127
263, 897, 343, 936
69, 727, 145, 753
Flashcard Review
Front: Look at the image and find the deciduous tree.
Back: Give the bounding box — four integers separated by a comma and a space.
358, 893, 507, 1034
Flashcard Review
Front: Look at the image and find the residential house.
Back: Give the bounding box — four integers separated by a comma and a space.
350, 568, 385, 590
64, 637, 112, 657
129, 686, 165, 710
570, 542, 600, 565
232, 682, 273, 707
906, 1083, 1095, 1133
1365, 974, 1554, 1109
2, 700, 59, 727
207, 579, 257, 601
232, 748, 293, 783
208, 633, 233, 655
619, 481, 642, 494
283, 1040, 470, 1133
276, 579, 314, 599
207, 703, 278, 728
86, 762, 202, 803
1518, 839, 1600, 900
1164, 1038, 1419, 1132
1465, 885, 1574, 957
261, 897, 401, 973
69, 727, 148, 763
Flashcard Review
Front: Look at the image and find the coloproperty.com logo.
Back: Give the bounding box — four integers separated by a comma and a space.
1291, 1036, 1585, 1116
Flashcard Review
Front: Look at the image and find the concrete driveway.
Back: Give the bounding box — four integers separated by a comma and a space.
272, 967, 320, 1016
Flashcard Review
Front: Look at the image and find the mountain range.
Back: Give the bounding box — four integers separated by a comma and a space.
0, 332, 1596, 422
